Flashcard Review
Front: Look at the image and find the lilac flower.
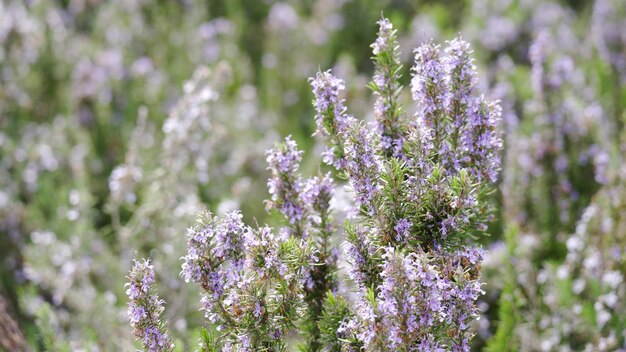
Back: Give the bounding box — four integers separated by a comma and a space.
301, 173, 335, 246
243, 225, 281, 277
371, 18, 394, 56
266, 135, 303, 175
352, 294, 377, 346
460, 99, 502, 183
181, 210, 308, 350
125, 259, 173, 352
444, 38, 477, 105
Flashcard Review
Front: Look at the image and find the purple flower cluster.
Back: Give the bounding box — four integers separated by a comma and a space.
312, 19, 499, 350
345, 225, 380, 288
411, 41, 449, 161
180, 210, 249, 324
302, 173, 334, 221
266, 136, 306, 228
265, 137, 339, 348
180, 210, 246, 289
266, 136, 337, 240
181, 210, 305, 350
125, 259, 173, 352
310, 70, 356, 169
345, 124, 382, 217
122, 16, 500, 351
347, 247, 484, 351
394, 218, 412, 243
243, 225, 287, 278
371, 18, 406, 158
411, 38, 502, 183
371, 18, 394, 56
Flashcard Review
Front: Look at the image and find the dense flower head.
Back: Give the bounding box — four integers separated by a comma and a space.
444, 38, 477, 102
345, 225, 380, 288
411, 38, 502, 183
310, 70, 356, 169
442, 37, 476, 172
347, 247, 484, 351
180, 210, 307, 350
461, 98, 503, 183
302, 173, 334, 216
411, 41, 449, 159
180, 210, 247, 292
370, 17, 406, 158
266, 135, 303, 175
310, 70, 345, 114
266, 136, 305, 227
243, 225, 285, 278
344, 123, 382, 216
125, 259, 173, 352
394, 218, 412, 243
371, 18, 394, 55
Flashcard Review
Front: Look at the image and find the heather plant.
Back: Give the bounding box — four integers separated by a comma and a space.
127, 17, 502, 351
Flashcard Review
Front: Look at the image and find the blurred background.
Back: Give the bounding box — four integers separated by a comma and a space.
1, 0, 625, 350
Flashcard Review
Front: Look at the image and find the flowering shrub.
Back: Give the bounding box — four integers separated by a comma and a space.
128, 17, 502, 351
3, 1, 626, 351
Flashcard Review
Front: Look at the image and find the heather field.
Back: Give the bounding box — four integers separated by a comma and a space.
1, 1, 625, 351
